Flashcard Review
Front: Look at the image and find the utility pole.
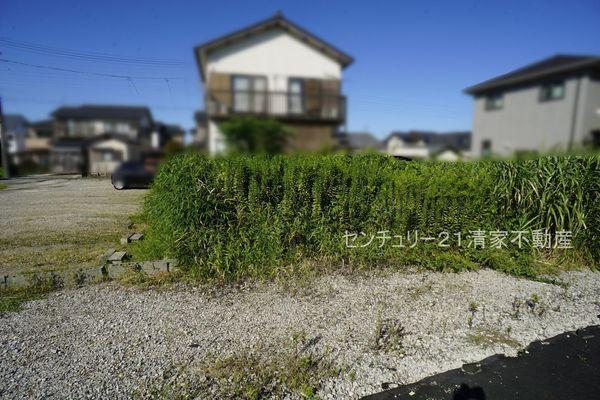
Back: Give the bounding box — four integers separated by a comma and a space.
0, 96, 10, 179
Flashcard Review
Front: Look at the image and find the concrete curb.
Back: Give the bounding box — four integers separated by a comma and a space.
1, 259, 179, 291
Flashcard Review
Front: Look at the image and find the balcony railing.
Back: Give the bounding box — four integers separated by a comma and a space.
206, 90, 346, 122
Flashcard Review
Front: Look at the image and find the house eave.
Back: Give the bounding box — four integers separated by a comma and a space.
464, 58, 600, 96
194, 13, 354, 82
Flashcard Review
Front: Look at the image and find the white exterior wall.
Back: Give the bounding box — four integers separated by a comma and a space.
4, 120, 28, 154
435, 149, 461, 161
205, 28, 343, 155
89, 139, 132, 175
7, 131, 27, 154
385, 137, 431, 159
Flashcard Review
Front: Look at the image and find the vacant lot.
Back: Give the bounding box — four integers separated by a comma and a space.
1, 269, 599, 399
0, 176, 145, 275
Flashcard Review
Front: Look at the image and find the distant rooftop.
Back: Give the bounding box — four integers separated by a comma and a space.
30, 119, 53, 129
465, 54, 600, 95
2, 114, 29, 131
52, 105, 153, 121
346, 132, 379, 150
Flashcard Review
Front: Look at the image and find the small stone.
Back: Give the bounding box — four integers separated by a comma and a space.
108, 251, 127, 262
129, 233, 144, 242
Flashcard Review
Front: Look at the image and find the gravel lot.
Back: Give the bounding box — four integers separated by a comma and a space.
0, 176, 145, 275
1, 268, 599, 399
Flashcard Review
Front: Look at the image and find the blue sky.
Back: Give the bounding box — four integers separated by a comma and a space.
1, 0, 599, 139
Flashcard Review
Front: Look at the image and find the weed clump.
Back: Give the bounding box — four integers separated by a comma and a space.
139, 153, 599, 280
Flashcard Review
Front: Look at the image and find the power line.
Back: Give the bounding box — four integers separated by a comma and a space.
0, 37, 186, 66
0, 58, 185, 80
2, 95, 199, 111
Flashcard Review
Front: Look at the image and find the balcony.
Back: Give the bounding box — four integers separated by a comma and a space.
206, 90, 346, 123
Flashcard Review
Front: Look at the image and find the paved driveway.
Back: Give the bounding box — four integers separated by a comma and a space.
0, 175, 145, 275
364, 325, 600, 400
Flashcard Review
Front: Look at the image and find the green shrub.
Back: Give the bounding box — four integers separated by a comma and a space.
139, 153, 599, 280
220, 116, 292, 155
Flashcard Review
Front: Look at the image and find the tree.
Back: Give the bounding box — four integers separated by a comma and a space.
163, 139, 185, 155
219, 117, 292, 155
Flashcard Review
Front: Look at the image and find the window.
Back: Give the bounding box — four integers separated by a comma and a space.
481, 139, 492, 157
67, 120, 75, 136
102, 151, 114, 161
104, 122, 116, 132
539, 82, 565, 102
592, 130, 600, 149
116, 123, 130, 134
485, 93, 503, 110
232, 75, 267, 112
288, 78, 304, 114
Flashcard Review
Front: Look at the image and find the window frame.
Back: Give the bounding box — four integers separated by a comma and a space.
231, 74, 268, 113
287, 78, 305, 114
539, 81, 565, 102
481, 139, 492, 157
484, 93, 504, 111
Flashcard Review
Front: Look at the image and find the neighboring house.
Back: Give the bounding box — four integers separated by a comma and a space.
433, 148, 461, 162
2, 114, 29, 163
384, 131, 432, 160
154, 122, 186, 146
465, 55, 600, 156
193, 12, 353, 155
24, 119, 53, 170
345, 132, 380, 152
23, 137, 51, 171
49, 105, 154, 174
383, 131, 471, 160
29, 119, 54, 138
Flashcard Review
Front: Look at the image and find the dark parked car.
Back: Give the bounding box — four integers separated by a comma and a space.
111, 161, 156, 189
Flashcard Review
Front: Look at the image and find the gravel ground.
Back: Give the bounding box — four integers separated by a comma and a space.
0, 176, 144, 274
0, 176, 143, 238
1, 268, 599, 399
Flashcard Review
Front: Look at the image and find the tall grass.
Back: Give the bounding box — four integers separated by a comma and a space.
139, 153, 598, 280
493, 156, 600, 260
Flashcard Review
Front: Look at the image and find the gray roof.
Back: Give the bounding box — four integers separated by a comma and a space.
2, 114, 29, 131
30, 119, 53, 129
194, 12, 353, 82
52, 105, 152, 121
346, 132, 380, 150
154, 121, 185, 140
465, 54, 600, 95
52, 133, 139, 149
90, 133, 140, 145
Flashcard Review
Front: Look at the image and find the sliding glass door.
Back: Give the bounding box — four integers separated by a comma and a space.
233, 75, 267, 113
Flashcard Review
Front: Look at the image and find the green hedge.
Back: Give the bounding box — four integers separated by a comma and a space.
139, 153, 599, 279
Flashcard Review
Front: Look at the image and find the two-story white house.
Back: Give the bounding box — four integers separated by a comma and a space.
465, 55, 600, 156
194, 12, 353, 154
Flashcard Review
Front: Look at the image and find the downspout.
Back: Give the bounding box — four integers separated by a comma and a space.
568, 75, 582, 151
